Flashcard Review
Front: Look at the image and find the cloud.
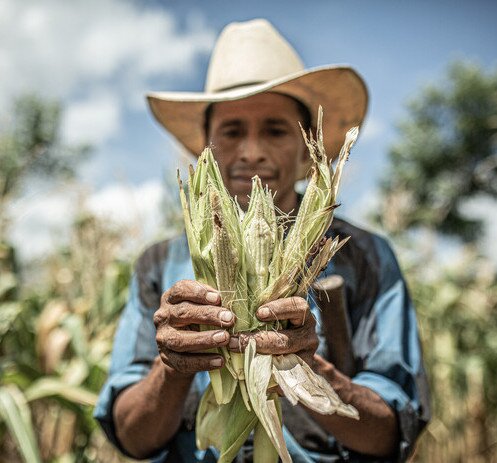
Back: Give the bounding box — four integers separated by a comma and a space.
61, 92, 121, 144
86, 181, 164, 232
0, 0, 215, 137
461, 195, 497, 264
8, 188, 78, 261
360, 117, 386, 141
8, 180, 167, 261
343, 188, 497, 266
0, 1, 214, 101
340, 187, 380, 230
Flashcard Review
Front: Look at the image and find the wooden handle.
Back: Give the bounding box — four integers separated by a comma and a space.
312, 275, 356, 377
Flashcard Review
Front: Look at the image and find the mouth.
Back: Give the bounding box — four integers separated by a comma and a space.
229, 175, 277, 189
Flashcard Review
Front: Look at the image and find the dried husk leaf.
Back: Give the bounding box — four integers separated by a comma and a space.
272, 354, 359, 419
245, 339, 291, 463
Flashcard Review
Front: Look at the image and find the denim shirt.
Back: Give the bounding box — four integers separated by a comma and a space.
94, 218, 430, 462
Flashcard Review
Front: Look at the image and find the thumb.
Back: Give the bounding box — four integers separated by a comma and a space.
313, 354, 335, 377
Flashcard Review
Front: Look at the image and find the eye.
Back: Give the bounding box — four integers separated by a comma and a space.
268, 127, 288, 137
221, 128, 242, 138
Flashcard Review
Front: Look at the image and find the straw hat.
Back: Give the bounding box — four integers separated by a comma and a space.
147, 18, 368, 179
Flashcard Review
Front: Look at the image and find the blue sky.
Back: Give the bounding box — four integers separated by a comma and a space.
109, 0, 497, 215
2, 0, 497, 258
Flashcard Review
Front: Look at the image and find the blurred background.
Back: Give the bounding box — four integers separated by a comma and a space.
1, 1, 496, 461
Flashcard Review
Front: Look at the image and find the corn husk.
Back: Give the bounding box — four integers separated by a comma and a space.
179, 107, 359, 462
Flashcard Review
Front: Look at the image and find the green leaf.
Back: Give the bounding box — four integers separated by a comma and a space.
61, 313, 88, 359
0, 272, 18, 298
24, 377, 98, 406
0, 385, 42, 463
196, 384, 258, 463
0, 301, 23, 338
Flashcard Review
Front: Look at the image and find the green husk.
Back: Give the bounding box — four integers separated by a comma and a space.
196, 384, 258, 462
179, 107, 360, 462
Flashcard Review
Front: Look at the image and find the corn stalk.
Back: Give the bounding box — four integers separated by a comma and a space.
179, 107, 359, 462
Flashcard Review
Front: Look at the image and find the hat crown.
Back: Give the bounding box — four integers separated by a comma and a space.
205, 19, 304, 92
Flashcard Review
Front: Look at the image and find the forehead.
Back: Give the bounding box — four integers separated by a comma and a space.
210, 93, 302, 124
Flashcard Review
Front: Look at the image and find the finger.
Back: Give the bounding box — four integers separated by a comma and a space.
160, 350, 224, 374
157, 327, 231, 353
164, 280, 221, 306
313, 354, 335, 376
256, 297, 311, 326
229, 325, 318, 356
168, 302, 235, 328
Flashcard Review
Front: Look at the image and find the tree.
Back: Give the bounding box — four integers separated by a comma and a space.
378, 61, 497, 243
0, 94, 90, 238
376, 61, 497, 462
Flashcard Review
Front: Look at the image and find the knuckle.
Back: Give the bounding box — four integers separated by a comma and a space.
163, 331, 184, 352
294, 296, 309, 312
169, 280, 195, 303
160, 290, 170, 307
274, 335, 288, 350
265, 332, 287, 351
168, 282, 182, 301
174, 303, 189, 321
153, 308, 169, 328
155, 328, 170, 349
153, 310, 162, 328
174, 355, 191, 373
192, 281, 208, 299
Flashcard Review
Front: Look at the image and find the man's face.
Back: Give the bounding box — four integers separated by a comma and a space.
207, 93, 308, 212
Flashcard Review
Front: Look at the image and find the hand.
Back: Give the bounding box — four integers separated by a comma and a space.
228, 297, 319, 367
153, 280, 235, 377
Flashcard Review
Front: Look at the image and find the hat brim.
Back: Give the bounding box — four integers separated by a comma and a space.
146, 65, 368, 180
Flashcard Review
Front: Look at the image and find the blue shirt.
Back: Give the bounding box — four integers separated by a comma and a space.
94, 218, 430, 462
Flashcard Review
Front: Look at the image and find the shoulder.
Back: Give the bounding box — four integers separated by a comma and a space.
133, 238, 172, 310
331, 217, 398, 270
328, 217, 402, 309
135, 239, 171, 279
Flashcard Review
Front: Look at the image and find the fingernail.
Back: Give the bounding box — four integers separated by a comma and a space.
257, 307, 270, 318
206, 291, 219, 303
229, 337, 239, 349
220, 311, 233, 323
213, 331, 227, 342
210, 358, 222, 367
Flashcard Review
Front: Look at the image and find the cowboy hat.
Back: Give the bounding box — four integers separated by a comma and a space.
147, 18, 368, 179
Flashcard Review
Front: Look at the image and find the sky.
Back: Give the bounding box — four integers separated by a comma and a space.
2, 0, 497, 261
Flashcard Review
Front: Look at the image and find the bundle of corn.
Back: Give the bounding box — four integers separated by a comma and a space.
178, 107, 359, 463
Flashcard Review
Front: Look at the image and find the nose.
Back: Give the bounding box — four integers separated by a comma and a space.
238, 134, 267, 165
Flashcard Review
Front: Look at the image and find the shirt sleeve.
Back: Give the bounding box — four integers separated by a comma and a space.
351, 235, 431, 462
93, 273, 167, 458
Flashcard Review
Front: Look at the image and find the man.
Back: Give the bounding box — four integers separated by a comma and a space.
95, 19, 430, 462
